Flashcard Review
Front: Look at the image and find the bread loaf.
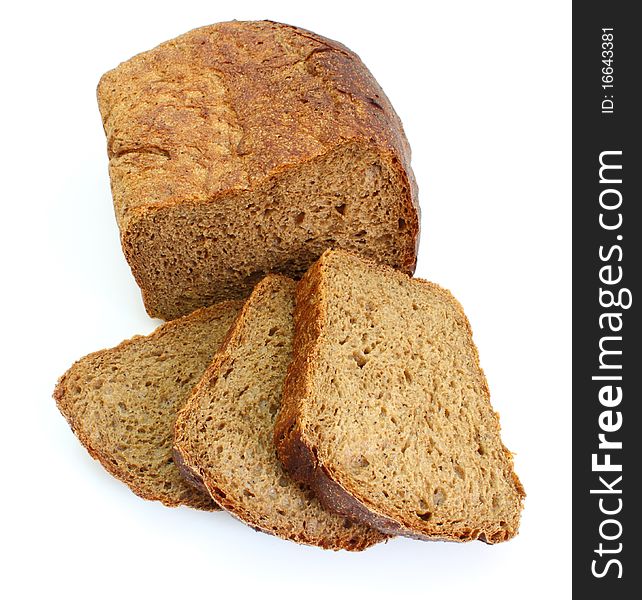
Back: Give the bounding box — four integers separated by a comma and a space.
54, 302, 241, 508
275, 250, 525, 543
98, 20, 419, 320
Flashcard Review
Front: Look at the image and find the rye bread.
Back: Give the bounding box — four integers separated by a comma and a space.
54, 302, 241, 509
173, 275, 386, 550
97, 20, 419, 320
275, 250, 525, 543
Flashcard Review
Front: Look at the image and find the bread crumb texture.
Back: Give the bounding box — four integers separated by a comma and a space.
174, 275, 386, 550
276, 250, 525, 543
54, 302, 241, 508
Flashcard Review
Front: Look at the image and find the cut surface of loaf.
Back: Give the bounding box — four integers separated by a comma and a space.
98, 20, 419, 320
54, 302, 241, 509
275, 250, 525, 543
173, 275, 386, 550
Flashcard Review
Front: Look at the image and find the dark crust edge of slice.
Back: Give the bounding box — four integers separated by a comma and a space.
274, 249, 526, 544
173, 274, 387, 551
53, 301, 244, 510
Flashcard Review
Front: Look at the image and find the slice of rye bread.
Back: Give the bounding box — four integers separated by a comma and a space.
54, 301, 242, 509
97, 20, 419, 320
275, 250, 525, 543
173, 275, 386, 550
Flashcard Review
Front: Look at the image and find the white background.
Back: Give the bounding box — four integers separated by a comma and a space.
1, 1, 571, 598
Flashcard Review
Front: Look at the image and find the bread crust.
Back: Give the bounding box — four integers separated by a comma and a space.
54, 301, 242, 510
98, 20, 419, 319
274, 250, 525, 544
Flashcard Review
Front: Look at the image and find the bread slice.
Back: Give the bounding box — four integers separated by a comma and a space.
54, 301, 241, 509
97, 20, 419, 320
275, 250, 525, 543
173, 275, 386, 550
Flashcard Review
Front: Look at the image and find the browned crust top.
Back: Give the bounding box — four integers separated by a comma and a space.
97, 20, 418, 255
